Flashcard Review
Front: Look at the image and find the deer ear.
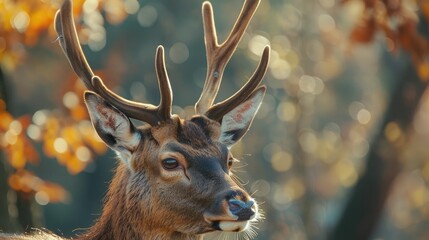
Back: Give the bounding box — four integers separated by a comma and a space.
219, 87, 266, 147
84, 91, 141, 167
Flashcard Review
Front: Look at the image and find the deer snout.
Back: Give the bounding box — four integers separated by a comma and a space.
228, 199, 255, 221
223, 189, 256, 218
204, 189, 258, 232
217, 189, 257, 221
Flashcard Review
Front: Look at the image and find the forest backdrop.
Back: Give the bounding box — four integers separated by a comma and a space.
2, 0, 429, 239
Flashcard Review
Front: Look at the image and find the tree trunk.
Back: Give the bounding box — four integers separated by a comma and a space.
0, 66, 19, 232
329, 59, 426, 239
0, 67, 39, 232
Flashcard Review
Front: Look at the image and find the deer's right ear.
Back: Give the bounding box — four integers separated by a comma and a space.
84, 92, 141, 167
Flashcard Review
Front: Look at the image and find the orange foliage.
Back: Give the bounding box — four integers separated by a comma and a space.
0, 102, 39, 168
0, 0, 59, 69
0, 78, 108, 202
34, 78, 107, 174
8, 169, 69, 203
345, 0, 429, 81
0, 0, 132, 206
0, 0, 132, 69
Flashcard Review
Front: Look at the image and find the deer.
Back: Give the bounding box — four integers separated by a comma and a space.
0, 0, 270, 239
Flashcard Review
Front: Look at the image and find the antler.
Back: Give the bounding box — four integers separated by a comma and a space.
55, 0, 172, 126
195, 0, 270, 120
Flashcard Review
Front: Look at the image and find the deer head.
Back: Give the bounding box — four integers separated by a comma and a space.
55, 0, 269, 239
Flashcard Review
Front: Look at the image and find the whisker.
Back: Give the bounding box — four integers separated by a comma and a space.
231, 174, 243, 185
232, 162, 249, 169
250, 189, 259, 197
234, 174, 250, 185
232, 168, 247, 173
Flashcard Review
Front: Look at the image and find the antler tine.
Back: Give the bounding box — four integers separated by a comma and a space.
195, 0, 261, 114
205, 46, 270, 122
54, 0, 94, 90
55, 0, 172, 125
155, 46, 173, 121
93, 46, 173, 125
91, 77, 161, 125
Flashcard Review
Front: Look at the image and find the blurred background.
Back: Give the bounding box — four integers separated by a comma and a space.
1, 0, 429, 239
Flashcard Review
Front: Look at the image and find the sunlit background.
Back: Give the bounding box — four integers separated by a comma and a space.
1, 0, 429, 239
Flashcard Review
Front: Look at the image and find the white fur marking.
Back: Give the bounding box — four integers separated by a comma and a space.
219, 220, 250, 232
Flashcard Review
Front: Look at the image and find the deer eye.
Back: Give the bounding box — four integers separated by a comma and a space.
162, 158, 180, 170
227, 156, 235, 168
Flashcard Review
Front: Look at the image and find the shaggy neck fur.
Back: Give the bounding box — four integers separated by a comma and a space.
77, 164, 203, 240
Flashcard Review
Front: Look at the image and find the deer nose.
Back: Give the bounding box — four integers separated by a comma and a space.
227, 199, 255, 221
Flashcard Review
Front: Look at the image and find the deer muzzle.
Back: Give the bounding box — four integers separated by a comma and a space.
204, 189, 258, 232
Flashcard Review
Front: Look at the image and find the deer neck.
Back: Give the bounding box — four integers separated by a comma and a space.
77, 164, 203, 240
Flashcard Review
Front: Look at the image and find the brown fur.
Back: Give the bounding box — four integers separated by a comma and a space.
5, 0, 267, 237
76, 116, 251, 239
1, 115, 254, 240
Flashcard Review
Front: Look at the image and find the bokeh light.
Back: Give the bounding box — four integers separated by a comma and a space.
1, 0, 429, 239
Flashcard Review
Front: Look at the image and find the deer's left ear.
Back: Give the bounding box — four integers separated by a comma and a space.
219, 87, 266, 147
84, 91, 141, 167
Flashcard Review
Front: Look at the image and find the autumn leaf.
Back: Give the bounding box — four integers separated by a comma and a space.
421, 1, 429, 23
8, 170, 69, 203
350, 15, 376, 43
417, 62, 429, 81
